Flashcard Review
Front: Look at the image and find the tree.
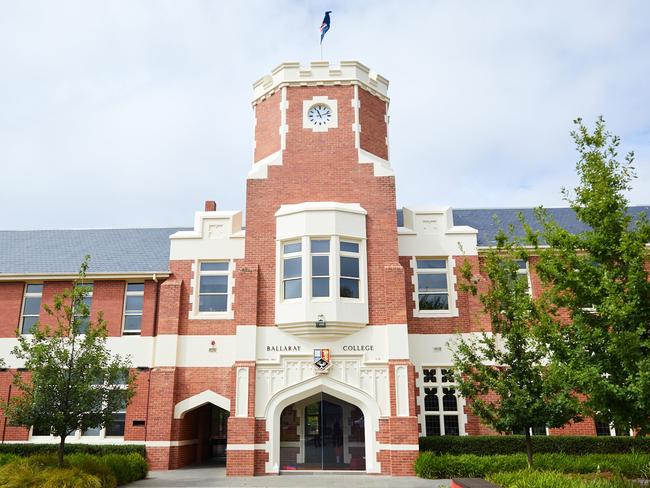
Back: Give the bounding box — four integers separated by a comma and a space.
532, 117, 650, 435
452, 228, 582, 468
0, 256, 136, 467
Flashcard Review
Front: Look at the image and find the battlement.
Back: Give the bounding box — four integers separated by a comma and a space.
252, 60, 389, 103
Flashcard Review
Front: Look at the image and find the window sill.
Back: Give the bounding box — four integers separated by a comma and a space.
122, 331, 142, 336
189, 311, 234, 320
413, 309, 458, 318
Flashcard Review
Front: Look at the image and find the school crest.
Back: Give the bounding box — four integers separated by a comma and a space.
313, 348, 331, 373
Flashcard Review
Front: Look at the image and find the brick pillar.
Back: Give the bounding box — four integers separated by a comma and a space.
145, 278, 182, 469
384, 263, 407, 324
378, 360, 419, 476
226, 361, 257, 476
233, 264, 259, 325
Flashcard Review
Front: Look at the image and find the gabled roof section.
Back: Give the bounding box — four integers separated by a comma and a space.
397, 206, 649, 247
0, 227, 188, 276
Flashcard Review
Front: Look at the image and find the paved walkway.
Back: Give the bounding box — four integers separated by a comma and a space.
129, 466, 450, 487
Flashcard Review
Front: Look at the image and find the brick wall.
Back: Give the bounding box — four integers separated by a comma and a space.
0, 282, 23, 337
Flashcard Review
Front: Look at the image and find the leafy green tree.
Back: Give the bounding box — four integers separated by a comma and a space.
452, 229, 582, 468
532, 117, 650, 435
0, 256, 135, 467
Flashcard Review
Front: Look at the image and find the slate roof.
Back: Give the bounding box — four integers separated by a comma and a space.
1, 206, 648, 275
0, 228, 188, 275
398, 206, 649, 246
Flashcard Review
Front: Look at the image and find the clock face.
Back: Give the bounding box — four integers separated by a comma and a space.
307, 104, 333, 126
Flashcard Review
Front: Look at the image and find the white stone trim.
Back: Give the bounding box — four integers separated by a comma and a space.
173, 390, 231, 419
394, 365, 409, 416
358, 148, 394, 177
252, 61, 389, 104
378, 444, 419, 451
248, 149, 283, 179
146, 439, 198, 448
236, 367, 250, 417
280, 87, 288, 150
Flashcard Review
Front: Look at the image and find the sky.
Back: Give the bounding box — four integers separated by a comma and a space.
1, 0, 648, 230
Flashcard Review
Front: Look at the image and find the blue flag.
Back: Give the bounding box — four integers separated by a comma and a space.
320, 11, 332, 44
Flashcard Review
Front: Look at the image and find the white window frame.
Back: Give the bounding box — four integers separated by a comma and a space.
282, 241, 303, 301
418, 366, 466, 437
412, 257, 457, 317
310, 238, 331, 300
339, 239, 361, 301
191, 260, 233, 319
20, 283, 43, 335
122, 282, 144, 335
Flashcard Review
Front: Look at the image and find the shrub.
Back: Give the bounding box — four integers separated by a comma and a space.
0, 458, 39, 488
24, 453, 59, 469
414, 452, 650, 479
0, 444, 145, 458
418, 435, 650, 456
0, 454, 19, 467
67, 454, 116, 488
100, 453, 148, 485
37, 467, 102, 488
487, 470, 639, 488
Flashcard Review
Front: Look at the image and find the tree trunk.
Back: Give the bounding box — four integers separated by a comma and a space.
58, 435, 66, 468
525, 429, 533, 468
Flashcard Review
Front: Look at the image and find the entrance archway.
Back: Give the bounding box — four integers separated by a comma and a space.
280, 393, 365, 470
173, 390, 230, 466
265, 375, 381, 473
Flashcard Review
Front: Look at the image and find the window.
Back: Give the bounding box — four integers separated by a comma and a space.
283, 242, 302, 300
311, 239, 330, 298
105, 400, 127, 437
123, 283, 144, 334
74, 283, 93, 334
340, 241, 360, 299
415, 259, 449, 311
421, 367, 462, 436
595, 418, 632, 437
198, 262, 229, 312
515, 259, 532, 295
21, 283, 42, 334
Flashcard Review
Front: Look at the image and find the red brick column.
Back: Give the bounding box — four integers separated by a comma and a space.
377, 360, 419, 475
226, 361, 257, 476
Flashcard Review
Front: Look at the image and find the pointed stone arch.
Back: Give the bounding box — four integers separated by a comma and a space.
173, 390, 230, 419
263, 374, 382, 474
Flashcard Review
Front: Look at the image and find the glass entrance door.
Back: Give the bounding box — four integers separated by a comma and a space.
280, 393, 365, 471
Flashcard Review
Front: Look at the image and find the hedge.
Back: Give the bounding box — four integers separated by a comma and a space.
419, 435, 650, 455
0, 452, 148, 487
487, 470, 640, 488
414, 452, 650, 479
0, 443, 145, 458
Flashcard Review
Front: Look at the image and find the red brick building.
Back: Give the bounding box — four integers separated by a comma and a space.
0, 61, 647, 476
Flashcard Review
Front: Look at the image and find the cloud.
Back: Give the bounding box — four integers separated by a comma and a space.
0, 0, 648, 229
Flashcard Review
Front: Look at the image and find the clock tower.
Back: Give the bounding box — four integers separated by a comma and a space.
227, 61, 419, 476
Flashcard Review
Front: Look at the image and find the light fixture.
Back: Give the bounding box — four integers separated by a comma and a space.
315, 314, 326, 328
